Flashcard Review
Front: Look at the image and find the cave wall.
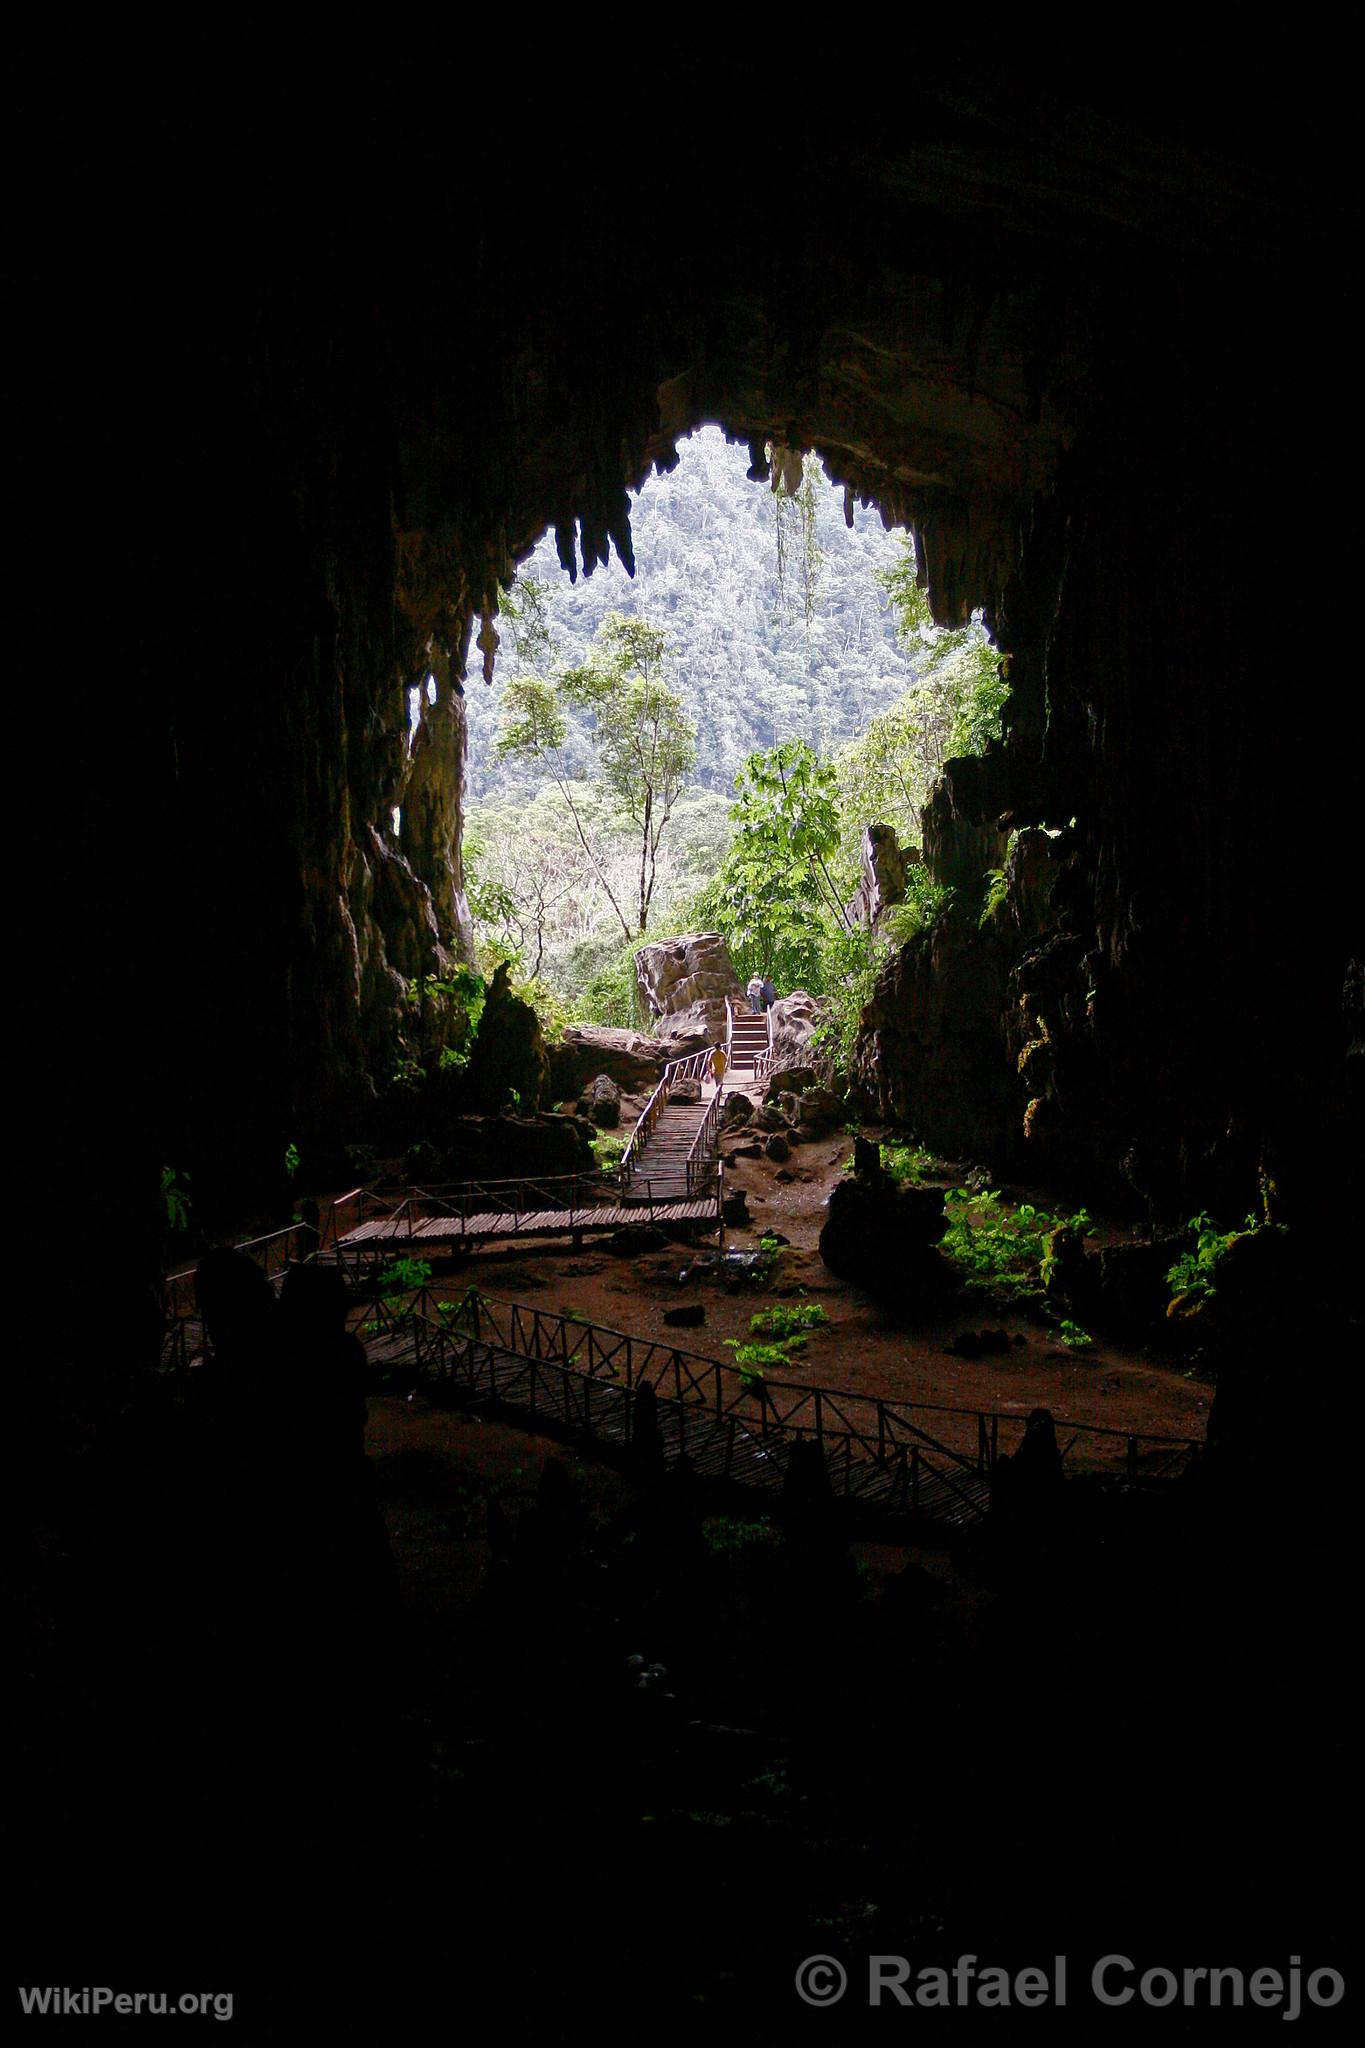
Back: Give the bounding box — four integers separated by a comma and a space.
41, 48, 1357, 1268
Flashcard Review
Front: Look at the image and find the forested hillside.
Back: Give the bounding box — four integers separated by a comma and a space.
463, 427, 920, 800
460, 427, 1004, 1032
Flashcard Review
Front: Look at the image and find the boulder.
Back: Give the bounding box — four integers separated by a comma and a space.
796, 1085, 845, 1133
586, 1073, 622, 1128
764, 1134, 791, 1163
548, 1024, 670, 1098
634, 932, 740, 1043
846, 823, 917, 927
766, 1067, 817, 1102
442, 1112, 596, 1182
721, 1093, 754, 1127
459, 961, 550, 1113
768, 991, 831, 1076
818, 1175, 951, 1306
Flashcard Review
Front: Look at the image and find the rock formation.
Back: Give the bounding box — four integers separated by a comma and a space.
548, 1026, 670, 1100
43, 50, 1358, 1259
847, 824, 917, 928
634, 934, 740, 1045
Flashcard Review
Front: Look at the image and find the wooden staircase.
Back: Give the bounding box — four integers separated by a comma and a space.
727, 1006, 769, 1078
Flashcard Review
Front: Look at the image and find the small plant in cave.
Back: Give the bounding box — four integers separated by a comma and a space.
942, 1189, 1093, 1300
749, 1300, 831, 1341
702, 1513, 780, 1557
376, 1255, 434, 1298
725, 1340, 790, 1385
591, 1132, 626, 1174
1059, 1319, 1095, 1350
1165, 1211, 1274, 1308
284, 1140, 300, 1180
161, 1164, 191, 1234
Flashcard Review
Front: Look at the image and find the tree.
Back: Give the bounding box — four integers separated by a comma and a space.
833, 535, 1009, 850
494, 609, 696, 941
708, 739, 857, 987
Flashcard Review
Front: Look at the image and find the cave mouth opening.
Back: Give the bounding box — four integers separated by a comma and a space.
455, 421, 1010, 1057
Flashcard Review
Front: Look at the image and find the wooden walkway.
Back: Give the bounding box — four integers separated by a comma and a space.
336, 1193, 718, 1253
363, 1292, 1000, 1531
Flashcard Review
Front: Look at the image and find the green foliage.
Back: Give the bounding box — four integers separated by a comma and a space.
942, 1189, 1093, 1300
1165, 1212, 1263, 1304
702, 1513, 780, 1556
405, 966, 487, 1070
344, 1142, 378, 1181
283, 1140, 300, 1180
573, 929, 645, 1030
377, 1255, 434, 1297
493, 608, 695, 942
1059, 1320, 1095, 1350
979, 868, 1009, 927
590, 1132, 626, 1174
749, 1300, 831, 1339
725, 1340, 793, 1385
161, 1164, 191, 1234
883, 1142, 939, 1182
710, 738, 855, 987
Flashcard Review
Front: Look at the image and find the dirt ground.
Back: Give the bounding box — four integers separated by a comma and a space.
362, 1106, 1209, 1568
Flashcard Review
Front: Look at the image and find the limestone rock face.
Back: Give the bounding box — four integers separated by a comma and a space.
548, 1026, 669, 1099
635, 933, 740, 1043
459, 962, 550, 1115
848, 824, 917, 927
818, 1175, 951, 1307
768, 992, 830, 1076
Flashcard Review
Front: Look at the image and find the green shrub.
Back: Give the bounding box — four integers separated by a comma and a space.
749, 1300, 831, 1340
1165, 1211, 1262, 1305
377, 1255, 434, 1297
942, 1190, 1092, 1300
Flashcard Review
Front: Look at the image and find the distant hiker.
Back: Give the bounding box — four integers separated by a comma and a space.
761, 977, 776, 1010
709, 1042, 728, 1090
746, 974, 764, 1014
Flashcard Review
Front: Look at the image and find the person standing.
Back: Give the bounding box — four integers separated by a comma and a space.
761, 976, 776, 1011
709, 1041, 728, 1093
745, 973, 763, 1014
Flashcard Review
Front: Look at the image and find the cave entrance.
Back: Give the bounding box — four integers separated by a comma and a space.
457, 424, 1005, 1047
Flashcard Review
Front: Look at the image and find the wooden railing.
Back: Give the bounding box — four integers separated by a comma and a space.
375, 1290, 1205, 1494
753, 1003, 776, 1083
619, 1043, 718, 1185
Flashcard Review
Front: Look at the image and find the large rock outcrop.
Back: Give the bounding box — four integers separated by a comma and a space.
634, 933, 740, 1044
51, 50, 1357, 1263
847, 824, 917, 928
548, 1025, 670, 1100
768, 992, 831, 1077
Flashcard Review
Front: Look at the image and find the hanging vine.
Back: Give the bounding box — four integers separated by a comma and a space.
767, 443, 824, 629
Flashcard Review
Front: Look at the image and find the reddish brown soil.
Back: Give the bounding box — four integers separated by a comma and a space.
369, 1107, 1209, 1473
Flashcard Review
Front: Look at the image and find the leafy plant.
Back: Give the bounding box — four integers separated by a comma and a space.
1165, 1211, 1264, 1305
377, 1255, 434, 1297
749, 1300, 831, 1340
1059, 1320, 1095, 1350
942, 1189, 1093, 1300
283, 1140, 300, 1179
725, 1340, 792, 1387
702, 1514, 780, 1557
161, 1164, 192, 1234
591, 1132, 627, 1174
